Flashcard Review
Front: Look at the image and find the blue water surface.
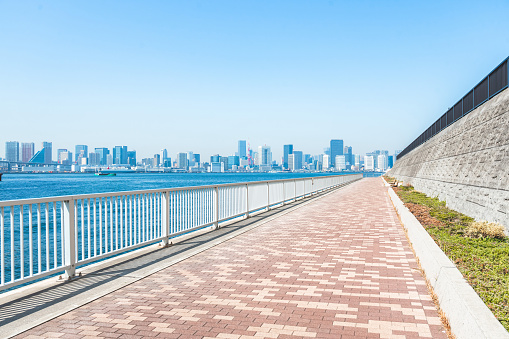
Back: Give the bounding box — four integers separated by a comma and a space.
0, 172, 372, 201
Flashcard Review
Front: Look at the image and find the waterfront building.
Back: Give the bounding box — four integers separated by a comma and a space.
21, 142, 34, 163
364, 155, 375, 171
57, 149, 68, 163
75, 145, 88, 162
220, 157, 229, 171
5, 141, 19, 162
160, 149, 168, 165
228, 155, 240, 170
188, 152, 195, 167
335, 155, 346, 171
283, 144, 293, 170
330, 139, 343, 167
238, 140, 247, 158
113, 146, 128, 165
323, 154, 330, 170
377, 154, 388, 171
89, 152, 101, 166
178, 153, 188, 169
60, 151, 73, 165
210, 162, 223, 173
127, 151, 137, 166
258, 146, 272, 166
193, 154, 200, 167
354, 154, 360, 168
42, 142, 52, 164
95, 148, 110, 165
343, 146, 353, 169
388, 155, 394, 169
106, 154, 113, 166
289, 151, 303, 171
153, 154, 160, 167
210, 154, 220, 163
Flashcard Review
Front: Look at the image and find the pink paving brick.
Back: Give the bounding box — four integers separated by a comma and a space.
15, 178, 446, 338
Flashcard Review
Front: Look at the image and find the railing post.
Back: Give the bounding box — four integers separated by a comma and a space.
213, 186, 219, 229
245, 184, 249, 218
63, 199, 76, 280
282, 181, 286, 205
294, 180, 297, 201
161, 191, 170, 247
266, 182, 270, 211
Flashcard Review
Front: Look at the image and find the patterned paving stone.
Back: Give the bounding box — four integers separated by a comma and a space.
15, 178, 446, 338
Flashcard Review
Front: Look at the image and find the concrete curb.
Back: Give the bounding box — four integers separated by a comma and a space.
385, 181, 509, 339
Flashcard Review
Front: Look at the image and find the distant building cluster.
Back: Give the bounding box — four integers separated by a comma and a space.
1, 140, 401, 173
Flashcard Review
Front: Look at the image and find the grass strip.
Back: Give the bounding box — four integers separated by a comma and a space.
385, 177, 509, 331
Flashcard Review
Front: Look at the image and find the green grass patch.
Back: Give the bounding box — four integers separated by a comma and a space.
391, 182, 509, 331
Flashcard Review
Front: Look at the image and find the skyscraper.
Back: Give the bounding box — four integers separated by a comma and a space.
283, 144, 293, 170
238, 140, 247, 158
5, 141, 19, 162
330, 140, 343, 167
42, 142, 52, 164
21, 142, 34, 162
160, 149, 168, 165
178, 153, 188, 169
258, 146, 272, 166
113, 146, 128, 165
75, 145, 88, 162
127, 151, 137, 166
95, 148, 110, 165
291, 151, 303, 171
343, 146, 353, 169
57, 149, 68, 163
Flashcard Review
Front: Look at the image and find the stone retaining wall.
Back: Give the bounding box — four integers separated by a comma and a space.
389, 88, 509, 231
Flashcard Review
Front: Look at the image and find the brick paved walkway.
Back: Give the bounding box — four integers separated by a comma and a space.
17, 178, 446, 338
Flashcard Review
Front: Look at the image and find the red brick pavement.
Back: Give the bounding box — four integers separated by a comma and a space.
16, 178, 446, 338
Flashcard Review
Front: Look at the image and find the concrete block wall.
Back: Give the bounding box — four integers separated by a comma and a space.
389, 88, 509, 231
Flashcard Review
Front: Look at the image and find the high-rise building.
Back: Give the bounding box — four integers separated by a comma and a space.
343, 146, 353, 169
94, 148, 110, 165
188, 152, 195, 167
335, 155, 346, 170
377, 154, 388, 171
5, 141, 19, 162
290, 151, 303, 171
75, 145, 88, 162
178, 153, 188, 169
364, 155, 375, 171
113, 146, 128, 165
258, 146, 272, 166
57, 149, 68, 163
283, 144, 293, 170
21, 142, 34, 162
220, 156, 229, 171
210, 154, 220, 163
330, 140, 343, 167
42, 142, 52, 164
193, 154, 200, 165
228, 155, 240, 170
238, 140, 247, 158
322, 154, 330, 169
127, 151, 137, 166
60, 151, 73, 165
89, 152, 101, 166
160, 149, 168, 165
354, 154, 360, 168
153, 154, 160, 167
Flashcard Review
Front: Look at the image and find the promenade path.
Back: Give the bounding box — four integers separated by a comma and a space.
15, 178, 446, 338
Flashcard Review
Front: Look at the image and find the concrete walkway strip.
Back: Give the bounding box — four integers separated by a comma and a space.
386, 182, 509, 339
0, 182, 355, 339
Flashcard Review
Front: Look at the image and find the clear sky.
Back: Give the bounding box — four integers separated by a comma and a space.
1, 1, 508, 161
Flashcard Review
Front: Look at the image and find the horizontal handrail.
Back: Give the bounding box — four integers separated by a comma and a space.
0, 173, 362, 292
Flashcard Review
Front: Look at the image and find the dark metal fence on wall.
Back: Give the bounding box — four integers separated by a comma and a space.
397, 57, 508, 161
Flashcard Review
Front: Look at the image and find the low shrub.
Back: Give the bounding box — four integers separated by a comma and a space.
466, 221, 507, 239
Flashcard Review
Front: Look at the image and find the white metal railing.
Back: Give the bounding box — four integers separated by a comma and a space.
0, 173, 362, 291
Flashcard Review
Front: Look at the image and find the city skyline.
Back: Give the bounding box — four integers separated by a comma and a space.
1, 2, 508, 161
1, 138, 399, 168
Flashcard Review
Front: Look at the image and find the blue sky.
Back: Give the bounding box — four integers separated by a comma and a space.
1, 1, 508, 161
